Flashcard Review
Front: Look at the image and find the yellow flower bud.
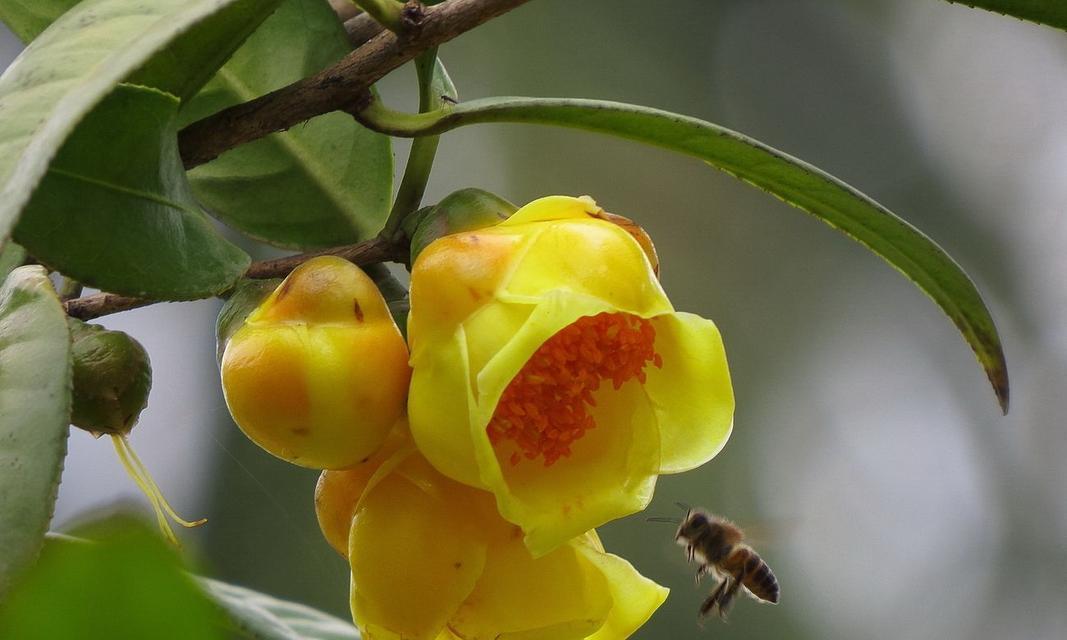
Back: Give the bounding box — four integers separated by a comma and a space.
407, 196, 734, 555
221, 256, 410, 469
317, 430, 667, 640
315, 424, 412, 557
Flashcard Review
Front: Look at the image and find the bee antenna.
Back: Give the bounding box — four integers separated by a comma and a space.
646, 516, 682, 524
674, 501, 691, 512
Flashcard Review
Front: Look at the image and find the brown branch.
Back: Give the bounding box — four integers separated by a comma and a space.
178, 0, 533, 168
64, 236, 400, 321
345, 12, 386, 47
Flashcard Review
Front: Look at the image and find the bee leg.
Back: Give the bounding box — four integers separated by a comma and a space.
686, 544, 695, 563
699, 578, 729, 619
695, 563, 710, 585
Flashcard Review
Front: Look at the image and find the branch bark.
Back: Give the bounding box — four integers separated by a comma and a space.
64, 236, 399, 321
178, 0, 532, 168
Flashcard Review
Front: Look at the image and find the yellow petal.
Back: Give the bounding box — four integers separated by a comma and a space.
408, 229, 523, 352
499, 218, 668, 314
408, 326, 483, 488
349, 472, 488, 640
573, 534, 669, 640
315, 426, 413, 557
448, 531, 613, 640
645, 312, 734, 473
251, 256, 394, 326
500, 195, 600, 227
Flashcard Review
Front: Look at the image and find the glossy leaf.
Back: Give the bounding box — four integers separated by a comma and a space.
362, 97, 1009, 411
0, 0, 79, 42
180, 0, 393, 249
0, 517, 224, 639
14, 84, 249, 299
945, 1, 1067, 31
203, 579, 362, 640
0, 0, 280, 270
0, 266, 70, 594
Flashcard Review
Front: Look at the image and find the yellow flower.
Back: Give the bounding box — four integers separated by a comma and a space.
315, 428, 667, 640
221, 256, 410, 469
407, 195, 733, 554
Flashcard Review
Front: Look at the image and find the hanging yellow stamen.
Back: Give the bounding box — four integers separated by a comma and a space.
111, 434, 207, 546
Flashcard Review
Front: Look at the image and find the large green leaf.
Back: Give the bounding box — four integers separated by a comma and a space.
945, 1, 1067, 31
180, 0, 393, 249
0, 0, 79, 42
0, 517, 224, 639
204, 579, 362, 640
14, 84, 250, 298
0, 266, 70, 594
362, 97, 1009, 411
0, 0, 282, 283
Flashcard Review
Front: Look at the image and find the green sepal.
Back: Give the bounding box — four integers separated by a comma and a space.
215, 278, 282, 364
409, 188, 518, 263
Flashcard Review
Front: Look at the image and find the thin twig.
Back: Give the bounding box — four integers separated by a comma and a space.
64, 236, 400, 321
178, 0, 532, 168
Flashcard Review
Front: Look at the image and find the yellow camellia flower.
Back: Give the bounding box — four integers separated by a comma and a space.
407, 195, 733, 555
221, 256, 410, 469
315, 425, 667, 640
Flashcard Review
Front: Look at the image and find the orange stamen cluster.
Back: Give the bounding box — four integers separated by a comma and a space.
487, 312, 663, 467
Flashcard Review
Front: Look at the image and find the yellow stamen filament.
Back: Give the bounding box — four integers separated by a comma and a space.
111, 435, 207, 546
487, 312, 662, 467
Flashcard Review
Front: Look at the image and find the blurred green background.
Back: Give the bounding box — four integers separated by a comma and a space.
5, 0, 1065, 638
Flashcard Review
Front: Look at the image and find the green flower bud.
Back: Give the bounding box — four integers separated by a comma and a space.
68, 319, 151, 436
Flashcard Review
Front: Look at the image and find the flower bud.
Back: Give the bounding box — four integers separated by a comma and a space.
68, 319, 204, 544
68, 319, 151, 436
220, 256, 411, 469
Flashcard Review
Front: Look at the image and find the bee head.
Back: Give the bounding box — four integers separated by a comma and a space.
675, 509, 711, 542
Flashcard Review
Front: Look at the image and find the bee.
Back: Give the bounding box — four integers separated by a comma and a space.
651, 504, 780, 619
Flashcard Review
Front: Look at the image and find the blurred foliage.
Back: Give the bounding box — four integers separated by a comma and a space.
0, 516, 224, 640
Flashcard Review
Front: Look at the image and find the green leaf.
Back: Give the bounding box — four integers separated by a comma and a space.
0, 0, 282, 274
0, 0, 79, 42
361, 97, 1009, 411
14, 83, 250, 299
944, 1, 1067, 32
0, 266, 70, 594
0, 517, 225, 639
180, 0, 393, 249
0, 242, 26, 279
203, 579, 362, 640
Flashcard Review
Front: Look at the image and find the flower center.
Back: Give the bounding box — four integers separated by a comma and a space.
486, 312, 663, 467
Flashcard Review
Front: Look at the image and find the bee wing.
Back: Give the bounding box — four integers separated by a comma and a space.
735, 515, 801, 547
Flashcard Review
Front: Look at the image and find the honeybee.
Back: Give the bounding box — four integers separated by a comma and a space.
651, 504, 780, 619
